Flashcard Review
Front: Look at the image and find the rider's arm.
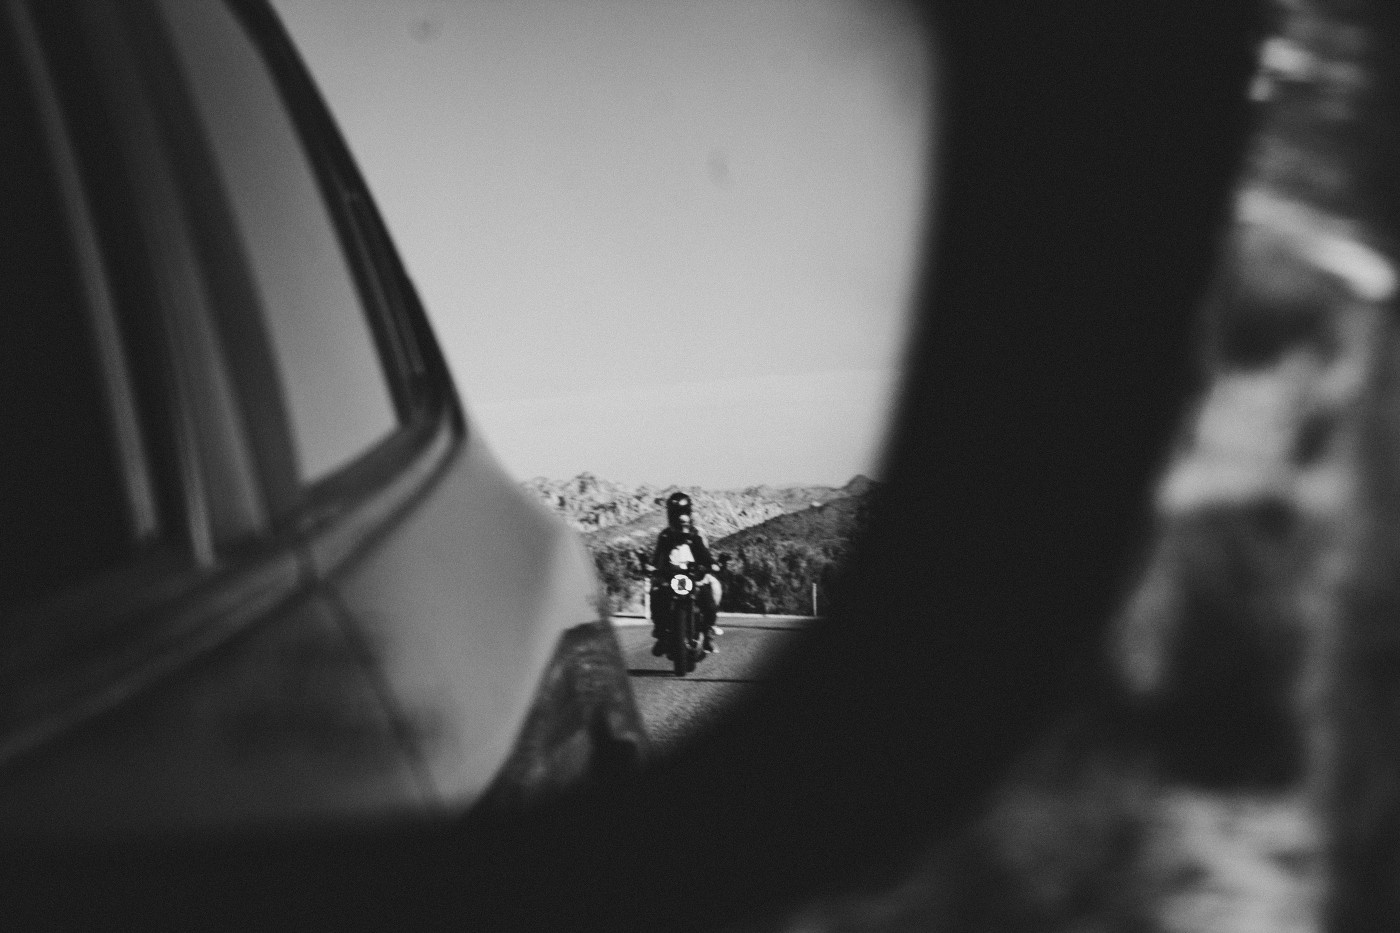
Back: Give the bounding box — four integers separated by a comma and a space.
650, 530, 671, 573
691, 532, 715, 570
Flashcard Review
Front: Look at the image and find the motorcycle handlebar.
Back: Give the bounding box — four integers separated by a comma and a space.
646, 563, 713, 580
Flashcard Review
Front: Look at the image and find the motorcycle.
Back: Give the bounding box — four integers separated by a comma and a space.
639, 559, 710, 677
662, 563, 709, 676
638, 550, 729, 677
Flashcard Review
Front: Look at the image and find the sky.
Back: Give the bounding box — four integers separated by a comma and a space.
270, 0, 937, 488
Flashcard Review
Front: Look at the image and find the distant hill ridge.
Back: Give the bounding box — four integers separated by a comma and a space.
527, 472, 881, 615
712, 494, 869, 554
522, 472, 877, 549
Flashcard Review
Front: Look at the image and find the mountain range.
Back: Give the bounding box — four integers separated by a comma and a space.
523, 473, 880, 615
521, 472, 877, 552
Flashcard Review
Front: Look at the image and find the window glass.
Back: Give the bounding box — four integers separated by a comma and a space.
156, 0, 398, 485
0, 18, 134, 602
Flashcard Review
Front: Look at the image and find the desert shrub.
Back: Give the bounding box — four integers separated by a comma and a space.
591, 542, 647, 614
716, 539, 850, 615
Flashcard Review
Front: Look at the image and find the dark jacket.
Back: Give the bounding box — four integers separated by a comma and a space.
651, 526, 714, 574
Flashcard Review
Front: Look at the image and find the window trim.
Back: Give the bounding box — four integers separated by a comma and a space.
0, 0, 466, 773
142, 0, 461, 545
4, 0, 161, 548
0, 0, 305, 770
231, 0, 443, 420
58, 0, 280, 567
220, 0, 468, 574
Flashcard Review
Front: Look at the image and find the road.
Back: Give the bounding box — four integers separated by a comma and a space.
614, 613, 818, 759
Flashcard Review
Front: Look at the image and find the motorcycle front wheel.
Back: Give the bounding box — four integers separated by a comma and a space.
672, 601, 692, 677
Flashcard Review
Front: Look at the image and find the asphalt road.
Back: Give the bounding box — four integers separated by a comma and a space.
615, 613, 818, 759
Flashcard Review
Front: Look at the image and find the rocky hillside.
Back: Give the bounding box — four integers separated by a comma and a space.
525, 473, 880, 615
712, 494, 871, 554
522, 472, 873, 550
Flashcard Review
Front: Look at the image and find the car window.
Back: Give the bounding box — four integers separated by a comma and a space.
154, 0, 399, 487
0, 15, 146, 604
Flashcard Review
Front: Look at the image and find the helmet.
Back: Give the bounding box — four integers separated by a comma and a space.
665, 492, 692, 523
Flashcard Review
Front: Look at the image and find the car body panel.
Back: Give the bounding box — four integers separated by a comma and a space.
327, 426, 603, 805
0, 593, 425, 838
0, 424, 608, 837
0, 0, 642, 840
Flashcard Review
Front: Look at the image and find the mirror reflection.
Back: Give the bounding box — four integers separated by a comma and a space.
273, 0, 937, 755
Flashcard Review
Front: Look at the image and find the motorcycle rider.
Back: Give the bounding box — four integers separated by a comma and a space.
649, 492, 722, 656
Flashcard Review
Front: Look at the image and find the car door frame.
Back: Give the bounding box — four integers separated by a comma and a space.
0, 0, 465, 773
